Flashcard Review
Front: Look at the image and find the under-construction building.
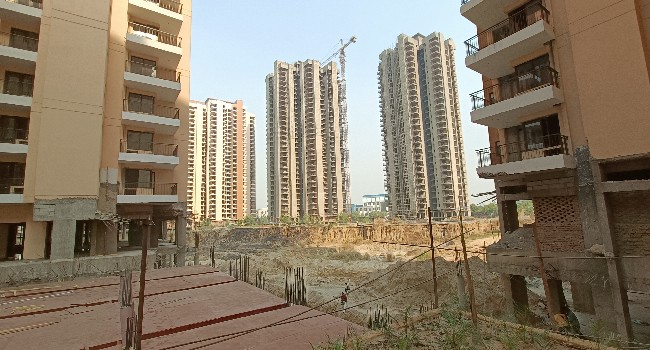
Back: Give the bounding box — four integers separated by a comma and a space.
462, 0, 650, 340
188, 99, 255, 222
379, 32, 470, 219
266, 60, 346, 220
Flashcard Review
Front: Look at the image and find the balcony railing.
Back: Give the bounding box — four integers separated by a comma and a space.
0, 128, 28, 144
120, 140, 178, 156
0, 177, 24, 194
477, 134, 569, 167
123, 99, 179, 119
464, 2, 550, 56
461, 0, 470, 4
4, 0, 42, 9
1, 79, 34, 96
0, 32, 38, 52
125, 60, 180, 82
128, 22, 182, 47
142, 0, 182, 14
470, 65, 559, 110
121, 182, 177, 195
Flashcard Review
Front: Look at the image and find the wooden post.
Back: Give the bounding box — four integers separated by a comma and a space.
459, 213, 478, 326
136, 221, 150, 350
427, 207, 438, 308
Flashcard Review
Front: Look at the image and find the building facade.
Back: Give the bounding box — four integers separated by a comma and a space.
0, 0, 191, 264
188, 99, 255, 222
379, 32, 470, 220
461, 0, 650, 339
266, 60, 347, 220
356, 194, 388, 217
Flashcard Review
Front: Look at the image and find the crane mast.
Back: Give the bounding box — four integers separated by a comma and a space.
324, 36, 356, 213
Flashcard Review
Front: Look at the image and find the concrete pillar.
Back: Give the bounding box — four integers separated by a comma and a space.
546, 279, 564, 318
571, 282, 595, 314
174, 216, 187, 267
592, 285, 619, 333
90, 221, 118, 256
50, 219, 76, 260
105, 222, 117, 255
498, 199, 519, 233
23, 221, 47, 260
501, 274, 529, 321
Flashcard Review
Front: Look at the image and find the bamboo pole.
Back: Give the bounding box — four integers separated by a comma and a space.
427, 207, 438, 308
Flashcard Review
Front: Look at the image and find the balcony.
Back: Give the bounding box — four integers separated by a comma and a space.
0, 0, 42, 24
128, 0, 183, 33
0, 128, 28, 157
465, 3, 553, 78
117, 182, 178, 204
126, 22, 182, 67
476, 134, 575, 178
469, 66, 562, 128
0, 32, 38, 68
122, 99, 180, 135
118, 140, 179, 169
0, 177, 24, 203
124, 60, 181, 101
0, 79, 32, 113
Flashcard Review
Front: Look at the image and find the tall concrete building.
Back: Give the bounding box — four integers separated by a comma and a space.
0, 0, 191, 266
462, 0, 650, 339
266, 60, 346, 220
379, 32, 470, 220
188, 99, 255, 222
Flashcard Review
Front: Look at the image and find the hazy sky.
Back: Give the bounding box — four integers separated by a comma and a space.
189, 0, 495, 208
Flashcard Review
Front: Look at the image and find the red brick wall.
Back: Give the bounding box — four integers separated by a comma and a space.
608, 191, 650, 256
533, 196, 585, 252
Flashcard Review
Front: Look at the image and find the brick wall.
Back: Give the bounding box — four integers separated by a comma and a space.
527, 176, 577, 197
609, 191, 650, 256
533, 196, 585, 252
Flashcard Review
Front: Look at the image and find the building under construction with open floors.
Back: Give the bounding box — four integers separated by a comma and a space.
461, 0, 650, 340
188, 99, 255, 223
266, 60, 346, 220
0, 0, 191, 269
379, 32, 470, 220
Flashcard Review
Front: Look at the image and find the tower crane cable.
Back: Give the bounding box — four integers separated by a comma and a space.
323, 36, 357, 213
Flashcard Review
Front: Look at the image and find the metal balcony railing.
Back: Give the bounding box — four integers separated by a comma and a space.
0, 128, 28, 144
121, 182, 177, 195
476, 134, 569, 167
1, 79, 34, 96
142, 0, 182, 14
125, 60, 180, 82
4, 0, 42, 9
461, 0, 470, 4
0, 32, 38, 51
0, 177, 24, 194
120, 140, 178, 156
123, 99, 179, 119
470, 65, 559, 110
464, 2, 550, 56
128, 22, 182, 47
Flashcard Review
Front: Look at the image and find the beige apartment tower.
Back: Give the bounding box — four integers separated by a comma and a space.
0, 0, 191, 266
188, 99, 255, 223
379, 32, 470, 220
266, 60, 346, 220
462, 0, 650, 340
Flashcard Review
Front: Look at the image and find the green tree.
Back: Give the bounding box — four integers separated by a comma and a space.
470, 203, 498, 218
279, 215, 293, 225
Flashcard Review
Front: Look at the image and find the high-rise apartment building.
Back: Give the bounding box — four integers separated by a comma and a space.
0, 0, 191, 265
379, 32, 470, 220
188, 99, 255, 222
266, 60, 346, 220
462, 0, 650, 339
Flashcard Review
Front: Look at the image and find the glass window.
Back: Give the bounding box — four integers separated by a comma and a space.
126, 131, 153, 152
128, 93, 155, 114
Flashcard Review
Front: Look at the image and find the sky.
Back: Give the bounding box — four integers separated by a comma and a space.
189, 0, 495, 208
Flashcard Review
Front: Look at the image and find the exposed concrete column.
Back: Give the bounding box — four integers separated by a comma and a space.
175, 216, 187, 267
592, 285, 619, 332
501, 274, 529, 321
570, 282, 595, 314
546, 279, 563, 318
23, 221, 48, 260
50, 219, 76, 260
105, 222, 117, 255
90, 221, 105, 256
498, 198, 519, 233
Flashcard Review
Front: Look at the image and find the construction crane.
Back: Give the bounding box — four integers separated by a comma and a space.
323, 36, 357, 213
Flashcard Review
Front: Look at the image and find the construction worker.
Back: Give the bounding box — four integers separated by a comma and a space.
340, 291, 348, 311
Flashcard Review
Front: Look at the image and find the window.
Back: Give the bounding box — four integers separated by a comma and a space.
124, 168, 153, 189
0, 162, 25, 194
4, 72, 34, 96
10, 28, 38, 51
130, 56, 156, 77
520, 114, 560, 150
0, 116, 28, 143
126, 131, 153, 152
128, 93, 155, 114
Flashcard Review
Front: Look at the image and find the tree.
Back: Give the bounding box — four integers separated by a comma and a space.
279, 215, 293, 225
470, 203, 498, 218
